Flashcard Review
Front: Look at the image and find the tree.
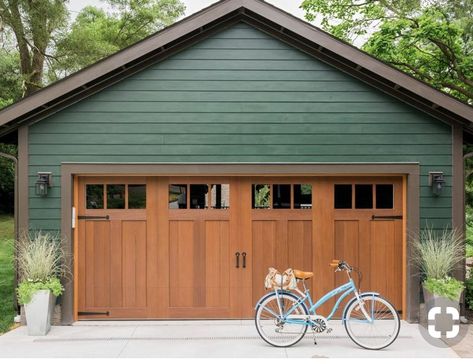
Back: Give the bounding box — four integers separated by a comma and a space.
51, 0, 185, 80
0, 0, 69, 96
301, 0, 473, 103
0, 0, 185, 97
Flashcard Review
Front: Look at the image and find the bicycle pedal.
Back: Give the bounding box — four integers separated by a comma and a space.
326, 328, 333, 334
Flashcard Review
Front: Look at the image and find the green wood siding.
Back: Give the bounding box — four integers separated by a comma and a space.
28, 23, 453, 231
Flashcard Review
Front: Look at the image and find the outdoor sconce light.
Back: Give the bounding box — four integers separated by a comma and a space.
35, 172, 52, 197
429, 171, 445, 196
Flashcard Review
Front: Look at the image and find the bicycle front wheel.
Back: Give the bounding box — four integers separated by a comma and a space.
255, 292, 308, 347
343, 294, 400, 350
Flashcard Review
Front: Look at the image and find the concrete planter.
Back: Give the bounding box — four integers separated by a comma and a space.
422, 284, 461, 331
24, 290, 56, 336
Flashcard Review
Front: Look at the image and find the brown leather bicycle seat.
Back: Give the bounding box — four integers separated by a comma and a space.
293, 270, 313, 280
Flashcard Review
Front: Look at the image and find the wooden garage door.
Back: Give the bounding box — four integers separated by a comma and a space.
77, 177, 149, 319
156, 177, 241, 318
306, 177, 403, 317
76, 175, 403, 319
330, 177, 403, 311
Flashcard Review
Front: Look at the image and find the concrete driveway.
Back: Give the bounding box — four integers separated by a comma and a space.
0, 320, 459, 358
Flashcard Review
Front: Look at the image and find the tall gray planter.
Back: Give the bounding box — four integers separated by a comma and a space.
24, 290, 55, 336
423, 285, 461, 332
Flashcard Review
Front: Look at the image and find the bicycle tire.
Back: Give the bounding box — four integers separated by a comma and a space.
343, 294, 400, 350
255, 291, 309, 347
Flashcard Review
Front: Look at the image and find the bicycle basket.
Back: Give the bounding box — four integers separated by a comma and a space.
264, 267, 297, 290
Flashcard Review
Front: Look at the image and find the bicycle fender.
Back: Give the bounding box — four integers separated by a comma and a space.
342, 291, 380, 319
254, 290, 301, 310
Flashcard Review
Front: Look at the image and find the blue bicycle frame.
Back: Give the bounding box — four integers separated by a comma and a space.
282, 279, 355, 325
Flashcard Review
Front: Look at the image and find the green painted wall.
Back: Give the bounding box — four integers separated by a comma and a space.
28, 22, 453, 231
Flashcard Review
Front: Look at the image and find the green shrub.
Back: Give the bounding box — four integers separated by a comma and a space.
466, 271, 473, 310
17, 277, 63, 305
466, 242, 473, 258
424, 277, 464, 301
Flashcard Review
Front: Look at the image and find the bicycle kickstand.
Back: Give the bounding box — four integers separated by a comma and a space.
311, 329, 318, 345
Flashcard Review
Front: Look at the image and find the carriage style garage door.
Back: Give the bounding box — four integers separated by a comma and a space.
76, 176, 403, 319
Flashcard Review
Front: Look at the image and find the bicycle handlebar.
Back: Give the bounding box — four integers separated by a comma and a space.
329, 259, 352, 272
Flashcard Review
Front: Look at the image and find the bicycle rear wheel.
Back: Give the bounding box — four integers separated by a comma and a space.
255, 291, 308, 347
343, 294, 400, 350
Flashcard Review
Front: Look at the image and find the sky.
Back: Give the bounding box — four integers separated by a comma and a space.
68, 0, 307, 22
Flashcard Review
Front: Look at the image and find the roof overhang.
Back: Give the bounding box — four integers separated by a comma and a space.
0, 0, 472, 138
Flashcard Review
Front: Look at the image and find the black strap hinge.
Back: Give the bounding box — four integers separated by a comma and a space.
78, 311, 110, 316
78, 215, 109, 220
371, 215, 403, 220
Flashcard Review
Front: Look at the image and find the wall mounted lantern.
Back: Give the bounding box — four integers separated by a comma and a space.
35, 172, 52, 197
429, 171, 445, 196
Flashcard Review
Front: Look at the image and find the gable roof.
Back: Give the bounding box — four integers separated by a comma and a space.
1, 0, 472, 138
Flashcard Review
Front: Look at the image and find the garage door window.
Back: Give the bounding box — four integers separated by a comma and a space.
252, 184, 270, 209
376, 184, 394, 209
169, 184, 187, 209
190, 184, 209, 209
294, 184, 312, 209
273, 184, 291, 209
355, 184, 373, 209
334, 184, 352, 209
86, 184, 104, 209
169, 184, 230, 209
128, 184, 146, 209
107, 184, 125, 209
335, 183, 394, 209
211, 184, 230, 209
253, 184, 312, 209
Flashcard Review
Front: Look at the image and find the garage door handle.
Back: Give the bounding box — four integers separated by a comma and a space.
242, 252, 247, 268
235, 252, 240, 268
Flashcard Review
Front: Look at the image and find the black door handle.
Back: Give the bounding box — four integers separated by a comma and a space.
242, 252, 247, 268
235, 252, 240, 268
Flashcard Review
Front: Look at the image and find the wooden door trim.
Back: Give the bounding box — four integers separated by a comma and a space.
62, 163, 420, 324
73, 175, 79, 322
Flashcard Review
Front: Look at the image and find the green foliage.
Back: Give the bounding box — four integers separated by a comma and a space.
301, 0, 473, 103
51, 0, 185, 78
0, 215, 15, 333
424, 276, 464, 301
0, 144, 17, 214
16, 231, 69, 283
0, 0, 69, 95
412, 227, 465, 279
0, 0, 185, 101
254, 185, 270, 208
0, 50, 22, 108
465, 270, 473, 310
17, 277, 63, 305
467, 243, 473, 258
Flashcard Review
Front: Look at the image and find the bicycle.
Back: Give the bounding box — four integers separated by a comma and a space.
254, 260, 400, 350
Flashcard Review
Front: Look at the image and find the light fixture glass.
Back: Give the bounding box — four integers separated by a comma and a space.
35, 172, 52, 197
429, 172, 445, 196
